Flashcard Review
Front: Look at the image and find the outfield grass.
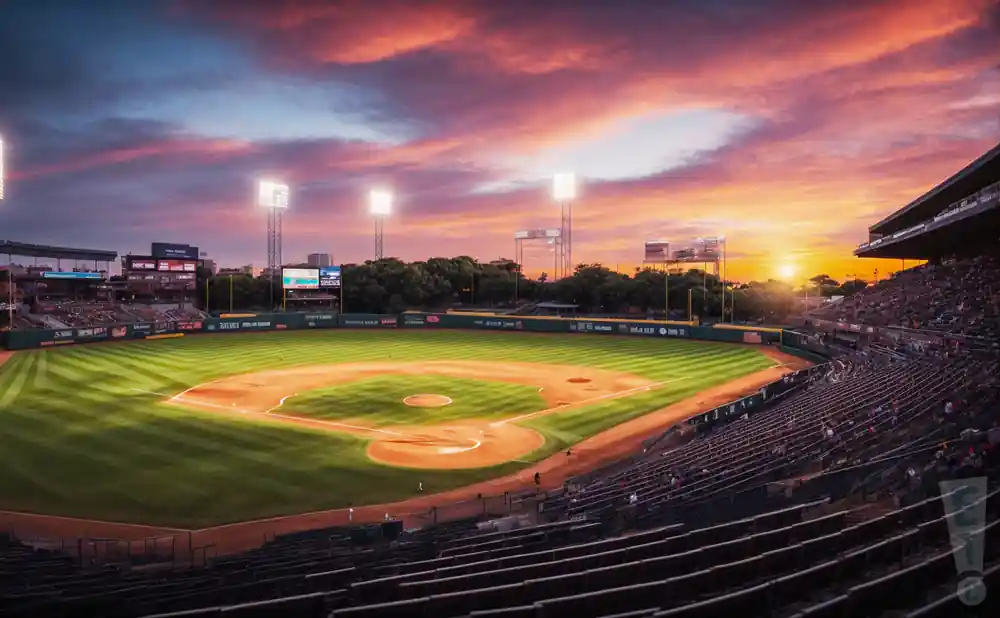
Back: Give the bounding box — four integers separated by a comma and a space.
282, 376, 548, 425
0, 330, 775, 527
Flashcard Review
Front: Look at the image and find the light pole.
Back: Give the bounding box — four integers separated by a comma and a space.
369, 189, 393, 261
553, 173, 576, 279
1, 135, 8, 327
0, 134, 6, 202
257, 179, 289, 310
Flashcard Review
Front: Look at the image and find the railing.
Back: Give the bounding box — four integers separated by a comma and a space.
856, 180, 999, 253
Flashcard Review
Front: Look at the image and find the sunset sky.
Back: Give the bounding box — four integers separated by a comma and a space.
1, 0, 998, 282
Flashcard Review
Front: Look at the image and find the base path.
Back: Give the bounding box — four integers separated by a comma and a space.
167, 360, 660, 469
0, 350, 13, 370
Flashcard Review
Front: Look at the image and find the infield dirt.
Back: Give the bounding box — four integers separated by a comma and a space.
169, 360, 661, 469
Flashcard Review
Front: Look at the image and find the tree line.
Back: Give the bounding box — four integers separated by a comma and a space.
198, 257, 869, 322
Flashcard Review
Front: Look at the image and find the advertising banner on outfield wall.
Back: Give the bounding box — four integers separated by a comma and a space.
304, 313, 338, 328
4, 310, 781, 350
339, 314, 397, 328
206, 319, 277, 332
609, 322, 691, 338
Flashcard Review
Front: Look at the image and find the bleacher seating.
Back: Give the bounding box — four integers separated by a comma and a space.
812, 256, 999, 343
20, 301, 206, 329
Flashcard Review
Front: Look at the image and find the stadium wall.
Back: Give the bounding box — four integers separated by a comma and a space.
1, 312, 790, 350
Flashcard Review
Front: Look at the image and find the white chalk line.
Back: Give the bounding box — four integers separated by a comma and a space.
492, 377, 689, 427
264, 393, 297, 414
438, 440, 481, 454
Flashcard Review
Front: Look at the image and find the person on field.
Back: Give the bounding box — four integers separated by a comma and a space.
348, 507, 354, 523
534, 472, 540, 486
418, 481, 423, 492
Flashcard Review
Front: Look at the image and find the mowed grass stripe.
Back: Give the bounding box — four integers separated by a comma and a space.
0, 330, 776, 526
0, 353, 36, 409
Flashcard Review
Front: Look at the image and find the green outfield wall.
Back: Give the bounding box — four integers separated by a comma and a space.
3, 311, 794, 350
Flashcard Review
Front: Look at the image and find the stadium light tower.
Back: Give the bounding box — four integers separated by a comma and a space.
0, 134, 6, 202
257, 179, 289, 308
552, 172, 576, 279
369, 189, 393, 261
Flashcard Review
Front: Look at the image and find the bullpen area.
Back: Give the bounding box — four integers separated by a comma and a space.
0, 329, 803, 534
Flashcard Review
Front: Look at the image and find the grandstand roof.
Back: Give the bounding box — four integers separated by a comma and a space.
856, 203, 999, 259
870, 141, 1000, 235
0, 240, 118, 262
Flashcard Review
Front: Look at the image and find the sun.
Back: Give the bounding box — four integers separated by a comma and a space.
778, 264, 797, 280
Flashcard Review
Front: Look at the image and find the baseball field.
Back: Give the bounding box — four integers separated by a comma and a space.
0, 330, 798, 531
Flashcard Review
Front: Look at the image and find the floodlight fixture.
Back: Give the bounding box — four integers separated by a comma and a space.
257, 179, 289, 209
552, 172, 577, 202
369, 189, 393, 216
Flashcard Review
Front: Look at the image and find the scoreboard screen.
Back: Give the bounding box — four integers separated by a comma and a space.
319, 266, 341, 288
282, 268, 319, 289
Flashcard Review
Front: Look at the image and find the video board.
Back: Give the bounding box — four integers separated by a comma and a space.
319, 266, 341, 288
282, 267, 319, 289
152, 242, 199, 260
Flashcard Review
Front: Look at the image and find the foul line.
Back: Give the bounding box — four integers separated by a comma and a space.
491, 377, 688, 427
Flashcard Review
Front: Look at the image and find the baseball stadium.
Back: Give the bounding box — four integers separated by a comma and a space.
1, 8, 999, 616
1, 146, 1000, 616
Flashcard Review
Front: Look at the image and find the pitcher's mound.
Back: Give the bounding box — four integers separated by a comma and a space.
403, 394, 453, 408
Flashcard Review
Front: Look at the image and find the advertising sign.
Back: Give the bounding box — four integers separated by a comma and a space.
304, 313, 337, 328
157, 260, 197, 272
125, 257, 157, 271
341, 316, 397, 328
41, 271, 102, 280
151, 243, 199, 260
282, 268, 319, 289
319, 266, 342, 288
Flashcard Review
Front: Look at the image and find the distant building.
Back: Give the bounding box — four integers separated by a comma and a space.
218, 264, 257, 277
308, 253, 332, 268
201, 258, 218, 275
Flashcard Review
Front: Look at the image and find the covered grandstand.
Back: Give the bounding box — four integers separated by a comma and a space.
0, 239, 118, 268
855, 142, 1000, 260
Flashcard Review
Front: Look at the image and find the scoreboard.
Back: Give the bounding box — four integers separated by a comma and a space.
123, 256, 197, 292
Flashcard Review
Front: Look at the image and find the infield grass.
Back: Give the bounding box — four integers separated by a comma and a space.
0, 330, 775, 527
282, 376, 547, 425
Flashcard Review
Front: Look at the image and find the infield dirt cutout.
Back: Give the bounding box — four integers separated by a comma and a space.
166, 360, 660, 469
